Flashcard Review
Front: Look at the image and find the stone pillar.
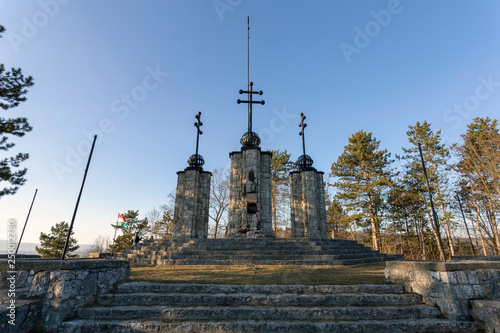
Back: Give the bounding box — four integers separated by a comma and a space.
173, 168, 211, 239
226, 148, 273, 237
290, 167, 328, 239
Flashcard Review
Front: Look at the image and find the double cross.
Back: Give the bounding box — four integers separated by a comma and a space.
194, 112, 203, 156
299, 112, 307, 156
237, 82, 265, 134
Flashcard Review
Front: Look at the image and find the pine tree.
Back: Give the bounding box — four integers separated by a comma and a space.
330, 130, 394, 251
326, 196, 352, 239
400, 121, 455, 257
0, 25, 35, 197
36, 222, 79, 258
109, 210, 149, 253
149, 208, 174, 239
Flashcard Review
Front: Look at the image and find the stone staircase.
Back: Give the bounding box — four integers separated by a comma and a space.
114, 238, 404, 266
59, 282, 478, 332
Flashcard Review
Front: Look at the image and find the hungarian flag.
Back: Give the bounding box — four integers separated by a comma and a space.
117, 214, 127, 226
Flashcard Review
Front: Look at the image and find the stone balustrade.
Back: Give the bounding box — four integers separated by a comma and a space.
0, 258, 129, 332
385, 260, 500, 331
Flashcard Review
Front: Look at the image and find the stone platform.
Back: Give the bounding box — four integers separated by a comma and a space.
59, 281, 478, 332
115, 238, 403, 266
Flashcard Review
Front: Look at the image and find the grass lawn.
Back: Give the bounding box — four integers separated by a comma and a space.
129, 263, 387, 285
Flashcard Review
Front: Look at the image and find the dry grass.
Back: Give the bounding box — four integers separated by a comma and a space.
129, 263, 387, 285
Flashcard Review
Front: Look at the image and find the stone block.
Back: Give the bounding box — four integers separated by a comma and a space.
456, 271, 469, 284
467, 271, 480, 285
473, 284, 485, 298
440, 271, 458, 284
471, 300, 500, 333
28, 271, 50, 298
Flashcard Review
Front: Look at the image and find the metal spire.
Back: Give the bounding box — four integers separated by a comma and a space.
187, 112, 205, 169
299, 113, 307, 156
237, 16, 265, 148
297, 112, 314, 171
194, 112, 203, 157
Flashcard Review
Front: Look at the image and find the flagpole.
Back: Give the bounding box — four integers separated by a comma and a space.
61, 135, 97, 260
16, 188, 38, 255
111, 223, 118, 255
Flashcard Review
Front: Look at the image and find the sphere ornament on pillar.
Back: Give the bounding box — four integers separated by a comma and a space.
187, 154, 205, 169
296, 154, 314, 171
240, 131, 261, 148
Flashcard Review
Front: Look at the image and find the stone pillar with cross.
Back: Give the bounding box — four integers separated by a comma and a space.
226, 18, 273, 238
173, 112, 212, 240
226, 81, 273, 238
290, 112, 328, 239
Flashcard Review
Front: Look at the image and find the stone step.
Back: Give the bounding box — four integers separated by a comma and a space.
76, 304, 441, 321
160, 253, 381, 261
59, 318, 478, 333
153, 258, 381, 265
97, 292, 423, 307
117, 238, 399, 267
114, 282, 406, 294
124, 249, 376, 256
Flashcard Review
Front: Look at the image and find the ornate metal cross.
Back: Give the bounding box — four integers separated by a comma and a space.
299, 112, 307, 156
194, 112, 203, 156
237, 82, 265, 134
236, 17, 265, 135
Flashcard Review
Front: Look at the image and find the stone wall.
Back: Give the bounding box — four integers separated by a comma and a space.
385, 261, 500, 321
290, 169, 328, 238
173, 168, 211, 239
0, 259, 130, 332
227, 148, 273, 237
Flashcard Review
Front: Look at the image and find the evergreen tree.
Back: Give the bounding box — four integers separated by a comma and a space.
330, 130, 394, 251
326, 196, 352, 239
149, 207, 174, 239
0, 25, 35, 197
36, 221, 79, 258
270, 149, 294, 235
399, 121, 454, 257
109, 210, 148, 253
109, 234, 132, 254
388, 177, 431, 259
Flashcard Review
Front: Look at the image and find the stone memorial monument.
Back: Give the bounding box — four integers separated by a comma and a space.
225, 18, 273, 237
173, 112, 211, 239
290, 113, 328, 238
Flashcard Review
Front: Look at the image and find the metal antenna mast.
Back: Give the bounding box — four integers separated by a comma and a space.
247, 16, 250, 89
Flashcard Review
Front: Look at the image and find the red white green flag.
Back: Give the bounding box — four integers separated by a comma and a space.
117, 214, 127, 227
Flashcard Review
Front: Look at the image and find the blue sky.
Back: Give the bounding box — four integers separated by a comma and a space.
1, 0, 499, 245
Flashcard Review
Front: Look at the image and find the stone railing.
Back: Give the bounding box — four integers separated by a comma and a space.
385, 261, 500, 329
0, 258, 130, 332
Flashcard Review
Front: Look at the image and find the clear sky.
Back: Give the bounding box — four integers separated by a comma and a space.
1, 0, 499, 246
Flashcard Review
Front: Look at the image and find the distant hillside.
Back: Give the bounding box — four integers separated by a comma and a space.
0, 240, 92, 257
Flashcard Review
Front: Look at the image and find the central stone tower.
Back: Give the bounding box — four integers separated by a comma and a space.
226, 18, 274, 237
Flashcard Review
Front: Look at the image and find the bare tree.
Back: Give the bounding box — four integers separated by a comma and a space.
209, 167, 230, 238
148, 191, 175, 239
85, 235, 110, 256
